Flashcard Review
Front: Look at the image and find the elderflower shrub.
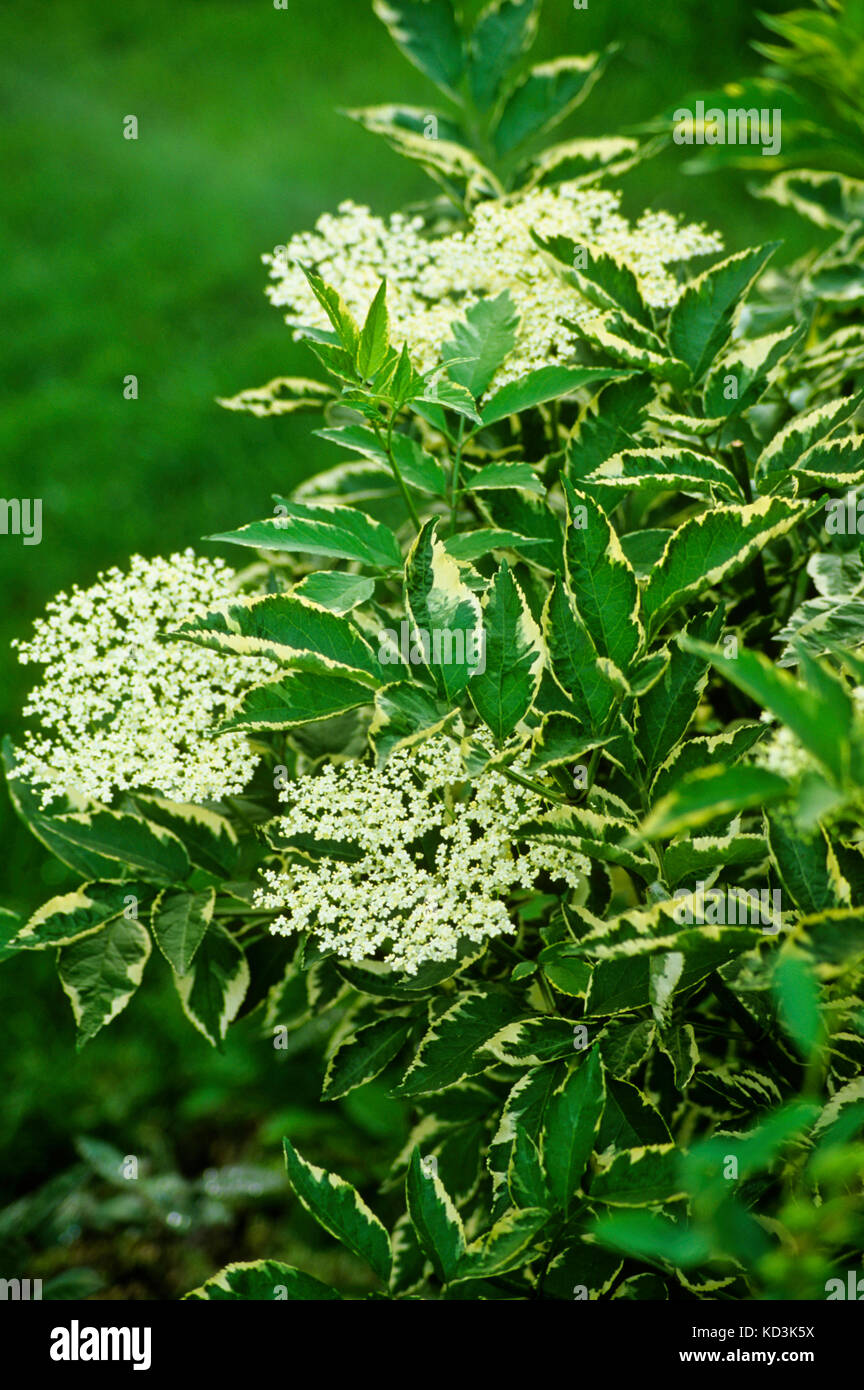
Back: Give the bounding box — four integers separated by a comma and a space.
263, 187, 722, 394
6, 0, 864, 1309
256, 735, 589, 972
12, 550, 270, 807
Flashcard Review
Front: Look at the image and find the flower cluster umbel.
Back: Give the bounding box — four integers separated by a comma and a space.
13, 550, 270, 807
256, 734, 588, 973
263, 185, 723, 396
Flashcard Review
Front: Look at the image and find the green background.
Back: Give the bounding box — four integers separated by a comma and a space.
0, 0, 812, 1296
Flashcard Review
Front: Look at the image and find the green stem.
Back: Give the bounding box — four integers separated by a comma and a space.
448, 417, 466, 537
577, 693, 627, 805
212, 908, 279, 920
730, 443, 771, 612
537, 971, 558, 1014
374, 415, 422, 532
501, 766, 569, 807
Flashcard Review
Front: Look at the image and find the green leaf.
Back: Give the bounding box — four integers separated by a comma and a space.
185, 1260, 342, 1301
541, 1048, 605, 1214
322, 1016, 413, 1100
657, 1025, 699, 1090
650, 721, 765, 803
2, 739, 122, 880
291, 571, 376, 614
405, 519, 484, 702
563, 481, 643, 670
590, 1144, 685, 1207
563, 244, 653, 330
151, 888, 215, 976
342, 101, 464, 147
369, 681, 455, 765
454, 1208, 548, 1280
468, 0, 539, 108
479, 1015, 578, 1066
635, 610, 723, 775
598, 1019, 655, 1080
591, 1212, 709, 1267
219, 671, 374, 733
368, 682, 454, 765
494, 51, 611, 154
406, 1148, 465, 1282
346, 108, 499, 206
216, 376, 335, 419
572, 312, 689, 387
173, 921, 249, 1046
566, 373, 656, 483
526, 711, 609, 775
389, 1212, 427, 1297
642, 497, 811, 636
794, 435, 864, 491
521, 807, 654, 881
292, 459, 399, 505
468, 560, 544, 740
703, 323, 806, 418
463, 460, 544, 495
284, 1137, 392, 1283
57, 915, 151, 1047
538, 945, 592, 999
316, 424, 447, 497
667, 244, 778, 380
418, 372, 482, 423
759, 169, 864, 231
480, 365, 629, 426
131, 797, 240, 876
682, 1101, 818, 1193
767, 812, 850, 914
210, 502, 402, 570
373, 0, 465, 96
478, 490, 564, 571
663, 831, 767, 886
681, 640, 853, 786
357, 279, 390, 379
489, 1066, 562, 1191
772, 954, 823, 1061
173, 592, 385, 686
641, 763, 789, 839
598, 1077, 671, 1149
10, 883, 134, 951
44, 810, 190, 886
442, 291, 519, 399
299, 266, 361, 357
791, 907, 864, 965
507, 1129, 550, 1209
521, 134, 644, 189
396, 988, 522, 1095
585, 957, 651, 1016
443, 527, 547, 562
755, 393, 862, 492
587, 446, 744, 504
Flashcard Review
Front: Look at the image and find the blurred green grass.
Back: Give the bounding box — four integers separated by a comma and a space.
0, 0, 813, 1290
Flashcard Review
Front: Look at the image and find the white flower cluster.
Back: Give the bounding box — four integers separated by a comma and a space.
753, 687, 864, 780
263, 187, 723, 394
256, 734, 588, 973
13, 550, 271, 808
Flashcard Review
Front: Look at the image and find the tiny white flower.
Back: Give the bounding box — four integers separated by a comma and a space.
13, 550, 271, 807
256, 734, 588, 973
263, 187, 723, 398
